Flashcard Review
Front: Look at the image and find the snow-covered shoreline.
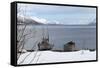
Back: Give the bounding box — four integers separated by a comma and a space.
18, 50, 96, 64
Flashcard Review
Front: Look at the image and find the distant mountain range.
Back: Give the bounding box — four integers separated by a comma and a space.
17, 16, 96, 26
88, 19, 96, 26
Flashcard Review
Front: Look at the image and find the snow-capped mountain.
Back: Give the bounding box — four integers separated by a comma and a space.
17, 15, 47, 25
17, 15, 60, 25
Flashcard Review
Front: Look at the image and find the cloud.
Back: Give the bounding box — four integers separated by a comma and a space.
17, 3, 96, 25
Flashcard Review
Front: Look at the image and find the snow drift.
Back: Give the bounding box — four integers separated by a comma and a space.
18, 50, 96, 64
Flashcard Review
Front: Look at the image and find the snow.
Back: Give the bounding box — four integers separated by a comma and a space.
18, 50, 96, 64
18, 15, 48, 24
30, 16, 48, 24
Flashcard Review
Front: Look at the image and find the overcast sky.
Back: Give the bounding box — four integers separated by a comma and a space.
17, 3, 96, 25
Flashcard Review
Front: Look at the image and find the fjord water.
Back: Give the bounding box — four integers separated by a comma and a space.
48, 25, 96, 50
18, 25, 96, 50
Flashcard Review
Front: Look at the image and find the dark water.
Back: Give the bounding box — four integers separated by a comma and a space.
48, 26, 96, 50
18, 25, 96, 50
